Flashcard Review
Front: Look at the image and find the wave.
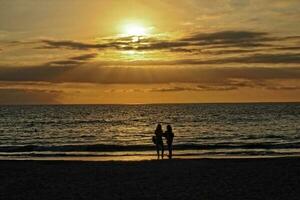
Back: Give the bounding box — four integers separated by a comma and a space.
241, 134, 296, 140
1, 150, 299, 159
1, 142, 300, 153
19, 119, 132, 127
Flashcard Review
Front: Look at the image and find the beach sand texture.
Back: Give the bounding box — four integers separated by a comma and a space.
1, 158, 299, 200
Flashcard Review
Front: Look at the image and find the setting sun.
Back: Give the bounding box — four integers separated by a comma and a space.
122, 23, 148, 36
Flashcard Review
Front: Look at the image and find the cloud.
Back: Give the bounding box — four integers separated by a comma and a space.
169, 48, 196, 53
40, 40, 109, 50
39, 37, 188, 52
228, 53, 300, 64
36, 30, 300, 58
275, 46, 300, 51
196, 84, 240, 91
104, 52, 300, 65
131, 53, 300, 65
189, 53, 300, 64
0, 63, 299, 84
283, 36, 300, 40
150, 86, 194, 92
122, 41, 189, 51
183, 30, 269, 43
170, 47, 266, 55
178, 30, 279, 49
148, 78, 300, 93
39, 51, 297, 66
43, 53, 98, 67
70, 53, 97, 61
47, 60, 82, 66
266, 86, 300, 90
201, 42, 274, 49
148, 79, 263, 93
150, 85, 238, 92
0, 88, 62, 104
0, 65, 71, 82
199, 48, 264, 55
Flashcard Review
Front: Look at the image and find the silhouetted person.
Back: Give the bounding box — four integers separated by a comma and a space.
164, 125, 174, 159
154, 124, 164, 159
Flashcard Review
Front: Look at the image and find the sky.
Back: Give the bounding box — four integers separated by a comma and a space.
0, 0, 300, 104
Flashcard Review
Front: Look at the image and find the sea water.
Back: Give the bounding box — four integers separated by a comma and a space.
0, 103, 299, 160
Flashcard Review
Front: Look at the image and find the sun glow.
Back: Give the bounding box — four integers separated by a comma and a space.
122, 23, 148, 36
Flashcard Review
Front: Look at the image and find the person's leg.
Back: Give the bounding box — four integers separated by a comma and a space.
169, 144, 172, 159
161, 144, 164, 159
168, 143, 171, 159
156, 145, 160, 159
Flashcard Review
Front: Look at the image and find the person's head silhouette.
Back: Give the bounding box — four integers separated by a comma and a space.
167, 124, 172, 132
156, 123, 162, 131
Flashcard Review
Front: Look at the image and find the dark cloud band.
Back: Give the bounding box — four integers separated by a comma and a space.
0, 64, 299, 84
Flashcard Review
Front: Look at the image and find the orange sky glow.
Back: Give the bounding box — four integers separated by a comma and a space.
0, 0, 299, 104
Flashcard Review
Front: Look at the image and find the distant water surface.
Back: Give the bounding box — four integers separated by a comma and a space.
0, 103, 299, 160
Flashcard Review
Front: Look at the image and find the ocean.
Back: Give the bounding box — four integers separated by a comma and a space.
0, 103, 299, 160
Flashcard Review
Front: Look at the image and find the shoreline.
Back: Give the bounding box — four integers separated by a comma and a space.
1, 155, 300, 162
1, 153, 300, 162
1, 155, 300, 163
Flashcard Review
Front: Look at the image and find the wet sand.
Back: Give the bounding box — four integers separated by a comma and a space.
1, 157, 300, 200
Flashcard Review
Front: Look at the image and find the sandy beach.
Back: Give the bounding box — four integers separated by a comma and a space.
1, 157, 299, 200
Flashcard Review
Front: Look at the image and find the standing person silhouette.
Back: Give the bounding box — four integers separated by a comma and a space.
154, 124, 164, 159
164, 125, 174, 159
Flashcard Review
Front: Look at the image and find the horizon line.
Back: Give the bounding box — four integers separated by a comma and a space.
0, 101, 299, 106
